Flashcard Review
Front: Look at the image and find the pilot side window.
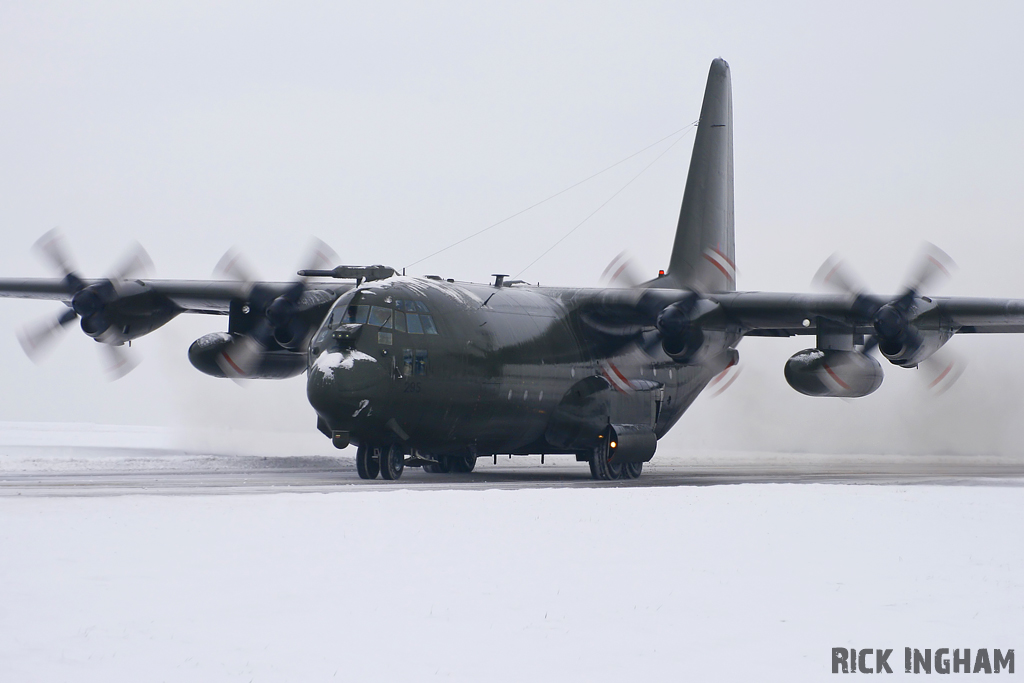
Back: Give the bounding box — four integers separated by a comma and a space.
345, 305, 369, 324
368, 306, 393, 328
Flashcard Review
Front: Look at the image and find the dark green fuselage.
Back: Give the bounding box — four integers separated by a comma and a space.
306, 276, 738, 458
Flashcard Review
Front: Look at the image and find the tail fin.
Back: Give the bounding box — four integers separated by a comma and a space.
666, 58, 735, 292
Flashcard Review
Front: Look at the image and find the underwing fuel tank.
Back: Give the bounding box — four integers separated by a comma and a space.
188, 332, 306, 379
784, 348, 883, 398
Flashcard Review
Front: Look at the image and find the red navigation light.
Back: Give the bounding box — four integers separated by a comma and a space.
658, 269, 665, 276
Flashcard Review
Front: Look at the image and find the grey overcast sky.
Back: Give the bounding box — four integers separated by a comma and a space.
1, 1, 1023, 455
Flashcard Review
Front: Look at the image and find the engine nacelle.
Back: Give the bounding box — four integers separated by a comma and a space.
784, 348, 883, 398
656, 295, 716, 364
188, 332, 306, 379
661, 325, 705, 363
878, 328, 952, 368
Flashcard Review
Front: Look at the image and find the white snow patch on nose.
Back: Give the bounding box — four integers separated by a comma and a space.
312, 350, 376, 380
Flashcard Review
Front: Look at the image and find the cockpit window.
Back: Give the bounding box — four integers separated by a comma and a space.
405, 314, 437, 334
344, 304, 369, 325
396, 299, 431, 314
419, 314, 438, 335
368, 306, 393, 328
325, 298, 438, 335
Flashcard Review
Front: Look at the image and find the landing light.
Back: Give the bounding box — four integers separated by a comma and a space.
610, 441, 618, 449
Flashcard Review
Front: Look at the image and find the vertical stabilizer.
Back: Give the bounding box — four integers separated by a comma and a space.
666, 58, 735, 292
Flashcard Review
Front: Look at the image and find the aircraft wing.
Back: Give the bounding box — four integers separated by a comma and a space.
0, 278, 348, 314
709, 292, 1024, 336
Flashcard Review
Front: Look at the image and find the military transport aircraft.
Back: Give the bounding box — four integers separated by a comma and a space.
3, 58, 1024, 481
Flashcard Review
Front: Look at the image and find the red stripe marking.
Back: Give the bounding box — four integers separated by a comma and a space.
927, 362, 954, 390
927, 255, 950, 277
702, 253, 736, 282
601, 362, 634, 394
822, 362, 851, 390
711, 371, 740, 397
221, 351, 244, 375
709, 246, 735, 269
708, 358, 738, 388
608, 361, 631, 387
601, 368, 628, 394
601, 253, 627, 281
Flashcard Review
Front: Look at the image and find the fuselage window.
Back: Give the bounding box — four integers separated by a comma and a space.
414, 349, 428, 376
402, 348, 429, 376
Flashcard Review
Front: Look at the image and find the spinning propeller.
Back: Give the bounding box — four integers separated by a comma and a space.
17, 228, 153, 379
213, 238, 338, 379
600, 251, 742, 395
812, 242, 965, 394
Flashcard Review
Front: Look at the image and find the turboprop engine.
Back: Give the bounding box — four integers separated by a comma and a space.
784, 348, 884, 398
655, 292, 717, 364
872, 302, 953, 367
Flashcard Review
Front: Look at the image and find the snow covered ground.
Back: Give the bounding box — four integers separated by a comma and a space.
1, 425, 1023, 681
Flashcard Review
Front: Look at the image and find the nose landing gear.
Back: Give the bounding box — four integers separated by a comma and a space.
356, 443, 405, 480
380, 444, 405, 480
356, 443, 381, 479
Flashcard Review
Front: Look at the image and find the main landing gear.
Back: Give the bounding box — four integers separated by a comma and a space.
588, 438, 643, 481
423, 455, 477, 474
356, 443, 405, 480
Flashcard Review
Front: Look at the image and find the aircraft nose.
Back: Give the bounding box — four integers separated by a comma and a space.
306, 348, 390, 425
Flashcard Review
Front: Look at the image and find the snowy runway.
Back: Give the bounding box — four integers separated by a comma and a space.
1, 426, 1022, 681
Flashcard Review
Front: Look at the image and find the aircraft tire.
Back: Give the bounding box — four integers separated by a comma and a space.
622, 461, 643, 479
606, 460, 624, 480
589, 439, 623, 480
449, 455, 476, 473
356, 443, 380, 480
380, 444, 405, 480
